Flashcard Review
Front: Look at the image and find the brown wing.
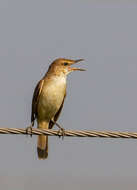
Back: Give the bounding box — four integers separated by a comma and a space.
31, 79, 44, 125
49, 93, 66, 129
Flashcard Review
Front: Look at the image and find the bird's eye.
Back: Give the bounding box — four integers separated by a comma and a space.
64, 62, 68, 66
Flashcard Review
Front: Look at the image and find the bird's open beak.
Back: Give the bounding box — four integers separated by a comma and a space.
69, 59, 86, 72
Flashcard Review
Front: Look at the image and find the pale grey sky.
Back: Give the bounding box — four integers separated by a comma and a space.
0, 0, 137, 190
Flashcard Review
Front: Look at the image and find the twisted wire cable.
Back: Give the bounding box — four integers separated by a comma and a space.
0, 128, 137, 139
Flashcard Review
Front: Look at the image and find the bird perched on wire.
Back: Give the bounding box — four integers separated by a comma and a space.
28, 58, 85, 159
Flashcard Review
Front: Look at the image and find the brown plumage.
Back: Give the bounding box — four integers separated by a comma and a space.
31, 58, 85, 159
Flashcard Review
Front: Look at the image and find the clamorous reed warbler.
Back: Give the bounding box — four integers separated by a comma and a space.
30, 58, 85, 159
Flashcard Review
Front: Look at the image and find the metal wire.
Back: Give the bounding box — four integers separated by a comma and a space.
0, 128, 137, 139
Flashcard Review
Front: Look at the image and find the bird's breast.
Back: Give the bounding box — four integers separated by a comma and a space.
37, 76, 66, 120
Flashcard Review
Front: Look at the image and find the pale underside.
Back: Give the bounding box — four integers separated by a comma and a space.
37, 76, 66, 125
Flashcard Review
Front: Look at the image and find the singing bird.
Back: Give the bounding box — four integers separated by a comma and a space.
30, 58, 85, 159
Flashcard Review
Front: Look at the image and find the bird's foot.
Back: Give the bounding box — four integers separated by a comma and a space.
51, 119, 65, 139
57, 127, 65, 139
26, 125, 33, 137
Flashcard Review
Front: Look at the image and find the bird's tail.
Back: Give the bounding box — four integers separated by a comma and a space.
37, 121, 49, 159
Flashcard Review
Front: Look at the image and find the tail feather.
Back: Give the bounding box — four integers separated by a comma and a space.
37, 135, 48, 159
37, 121, 49, 159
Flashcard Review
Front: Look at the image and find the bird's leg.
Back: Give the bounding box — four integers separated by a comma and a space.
51, 120, 65, 139
26, 121, 34, 137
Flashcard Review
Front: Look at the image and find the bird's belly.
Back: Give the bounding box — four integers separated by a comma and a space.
37, 80, 66, 121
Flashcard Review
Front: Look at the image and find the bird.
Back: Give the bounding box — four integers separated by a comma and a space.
29, 58, 85, 159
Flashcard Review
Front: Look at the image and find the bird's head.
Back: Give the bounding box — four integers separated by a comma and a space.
48, 58, 85, 76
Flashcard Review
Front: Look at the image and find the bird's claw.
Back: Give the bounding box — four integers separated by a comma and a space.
57, 127, 65, 139
26, 126, 33, 137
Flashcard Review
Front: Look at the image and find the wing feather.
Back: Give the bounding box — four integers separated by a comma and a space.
31, 79, 44, 125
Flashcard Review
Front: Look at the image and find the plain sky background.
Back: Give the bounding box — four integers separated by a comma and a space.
0, 0, 137, 189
